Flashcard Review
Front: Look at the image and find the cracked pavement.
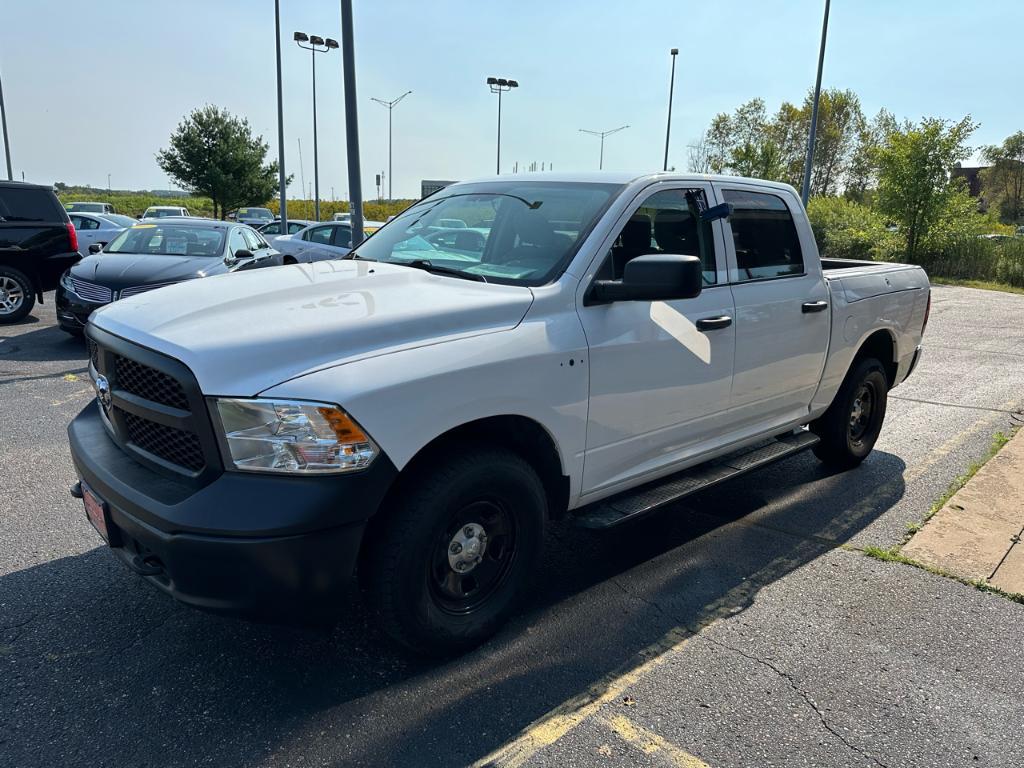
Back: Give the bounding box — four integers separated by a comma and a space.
2, 285, 1024, 768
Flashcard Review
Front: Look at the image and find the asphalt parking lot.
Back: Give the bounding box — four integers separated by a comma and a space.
2, 285, 1023, 768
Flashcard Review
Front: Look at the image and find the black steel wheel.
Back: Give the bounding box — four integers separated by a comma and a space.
811, 357, 888, 469
364, 446, 546, 656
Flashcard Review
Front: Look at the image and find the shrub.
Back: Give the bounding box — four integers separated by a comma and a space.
806, 197, 895, 260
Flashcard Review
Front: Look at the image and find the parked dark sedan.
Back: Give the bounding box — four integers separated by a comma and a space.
56, 218, 282, 336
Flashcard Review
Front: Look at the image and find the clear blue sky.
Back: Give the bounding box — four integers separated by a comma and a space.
1, 0, 1020, 199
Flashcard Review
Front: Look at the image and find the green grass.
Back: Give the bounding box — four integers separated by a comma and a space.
861, 545, 1024, 605
852, 429, 1024, 605
930, 277, 1024, 296
903, 431, 1012, 539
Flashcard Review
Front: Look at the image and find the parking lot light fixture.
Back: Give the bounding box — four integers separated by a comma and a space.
579, 126, 629, 171
487, 77, 518, 174
370, 91, 412, 201
295, 32, 338, 221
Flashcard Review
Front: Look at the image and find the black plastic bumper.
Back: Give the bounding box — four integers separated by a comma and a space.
55, 283, 104, 330
68, 401, 397, 619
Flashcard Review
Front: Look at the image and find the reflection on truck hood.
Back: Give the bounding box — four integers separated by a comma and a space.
89, 259, 535, 395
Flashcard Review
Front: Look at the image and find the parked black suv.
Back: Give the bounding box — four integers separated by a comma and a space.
0, 181, 80, 323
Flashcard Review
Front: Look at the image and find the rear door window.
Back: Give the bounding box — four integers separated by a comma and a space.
331, 225, 352, 248
0, 187, 65, 223
722, 189, 804, 281
307, 226, 334, 245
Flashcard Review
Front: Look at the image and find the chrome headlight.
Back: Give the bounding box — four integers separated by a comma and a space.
211, 398, 377, 474
60, 270, 75, 293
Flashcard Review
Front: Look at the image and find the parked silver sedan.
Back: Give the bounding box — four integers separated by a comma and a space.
273, 221, 353, 263
68, 213, 136, 257
257, 218, 314, 248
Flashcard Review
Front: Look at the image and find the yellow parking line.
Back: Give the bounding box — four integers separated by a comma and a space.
603, 714, 710, 767
473, 399, 1020, 768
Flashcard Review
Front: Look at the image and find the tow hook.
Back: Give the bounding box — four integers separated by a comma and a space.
70, 481, 83, 499
128, 555, 164, 577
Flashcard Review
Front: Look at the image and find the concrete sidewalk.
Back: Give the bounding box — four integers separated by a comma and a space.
902, 428, 1024, 594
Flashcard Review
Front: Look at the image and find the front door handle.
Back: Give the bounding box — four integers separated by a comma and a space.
696, 315, 732, 331
802, 301, 829, 313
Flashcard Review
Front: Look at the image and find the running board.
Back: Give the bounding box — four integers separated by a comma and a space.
572, 431, 820, 529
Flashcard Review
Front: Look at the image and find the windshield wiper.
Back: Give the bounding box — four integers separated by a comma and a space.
398, 259, 487, 282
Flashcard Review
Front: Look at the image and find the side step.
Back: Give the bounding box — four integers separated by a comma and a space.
572, 430, 820, 529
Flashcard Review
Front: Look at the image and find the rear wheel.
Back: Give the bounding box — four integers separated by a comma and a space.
0, 267, 35, 324
364, 447, 546, 656
811, 357, 888, 469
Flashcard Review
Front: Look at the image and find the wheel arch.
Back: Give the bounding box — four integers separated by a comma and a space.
382, 414, 570, 521
852, 328, 898, 387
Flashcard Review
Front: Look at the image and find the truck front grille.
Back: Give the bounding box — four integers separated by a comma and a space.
87, 328, 218, 483
119, 409, 205, 471
114, 356, 189, 410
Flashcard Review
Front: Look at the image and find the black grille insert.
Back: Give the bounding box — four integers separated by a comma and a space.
120, 409, 204, 472
87, 339, 99, 368
115, 356, 189, 410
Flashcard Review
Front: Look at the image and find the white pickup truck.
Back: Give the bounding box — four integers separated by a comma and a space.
68, 172, 930, 654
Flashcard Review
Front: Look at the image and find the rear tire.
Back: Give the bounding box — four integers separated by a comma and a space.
363, 447, 546, 656
811, 357, 888, 469
0, 267, 35, 324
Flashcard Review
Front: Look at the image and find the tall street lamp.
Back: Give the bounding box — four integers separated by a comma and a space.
802, 0, 831, 205
663, 48, 678, 172
294, 31, 339, 221
486, 77, 518, 174
579, 126, 630, 170
370, 90, 411, 201
0, 62, 12, 180
273, 0, 288, 229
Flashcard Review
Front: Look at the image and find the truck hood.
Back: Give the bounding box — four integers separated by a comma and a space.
89, 259, 534, 395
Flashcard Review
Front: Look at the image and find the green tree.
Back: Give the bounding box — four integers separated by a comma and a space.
845, 109, 897, 203
873, 116, 977, 261
804, 89, 865, 197
156, 105, 284, 219
981, 131, 1024, 223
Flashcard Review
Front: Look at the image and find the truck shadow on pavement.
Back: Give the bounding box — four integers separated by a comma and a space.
0, 450, 906, 767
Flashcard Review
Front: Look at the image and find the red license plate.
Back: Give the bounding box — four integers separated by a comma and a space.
82, 483, 110, 543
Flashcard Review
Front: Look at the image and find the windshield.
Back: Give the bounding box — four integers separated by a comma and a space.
104, 224, 225, 256
100, 214, 137, 228
350, 181, 621, 285
143, 208, 183, 218
240, 208, 272, 220
66, 202, 104, 212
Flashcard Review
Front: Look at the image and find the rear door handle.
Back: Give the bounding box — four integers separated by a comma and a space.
696, 315, 732, 331
802, 301, 829, 313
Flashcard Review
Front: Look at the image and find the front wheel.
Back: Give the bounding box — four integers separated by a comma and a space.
363, 447, 546, 656
811, 357, 888, 469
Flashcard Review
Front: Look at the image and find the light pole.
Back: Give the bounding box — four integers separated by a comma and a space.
340, 0, 364, 245
371, 91, 411, 201
0, 62, 12, 180
802, 0, 831, 205
274, 0, 288, 229
294, 31, 339, 221
579, 126, 629, 170
486, 77, 518, 174
664, 48, 678, 172
107, 173, 111, 193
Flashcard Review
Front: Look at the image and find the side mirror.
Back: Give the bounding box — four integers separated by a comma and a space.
233, 249, 254, 261
589, 254, 703, 304
700, 202, 733, 222
88, 243, 103, 254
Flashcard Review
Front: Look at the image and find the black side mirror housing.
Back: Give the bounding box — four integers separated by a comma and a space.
700, 202, 733, 222
88, 243, 103, 254
233, 249, 254, 260
589, 254, 703, 304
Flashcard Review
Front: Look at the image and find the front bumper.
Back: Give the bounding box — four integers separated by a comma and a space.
55, 283, 106, 331
68, 401, 397, 619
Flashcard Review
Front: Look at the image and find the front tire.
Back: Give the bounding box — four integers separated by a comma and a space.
364, 447, 546, 656
811, 357, 888, 469
0, 267, 35, 324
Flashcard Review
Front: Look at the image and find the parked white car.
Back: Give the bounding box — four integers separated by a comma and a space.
141, 205, 191, 219
70, 172, 930, 655
257, 218, 314, 249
